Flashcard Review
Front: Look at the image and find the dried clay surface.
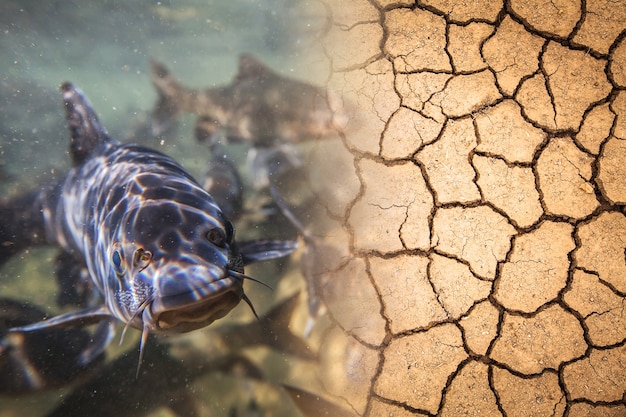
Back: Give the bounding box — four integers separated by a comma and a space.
314, 0, 626, 415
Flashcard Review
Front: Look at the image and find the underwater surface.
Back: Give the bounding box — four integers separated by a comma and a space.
0, 1, 336, 416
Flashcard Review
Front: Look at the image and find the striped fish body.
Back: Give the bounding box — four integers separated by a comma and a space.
3, 83, 295, 369
45, 141, 242, 334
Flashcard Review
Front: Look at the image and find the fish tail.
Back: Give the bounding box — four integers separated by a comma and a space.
0, 189, 48, 265
149, 59, 186, 137
255, 293, 316, 360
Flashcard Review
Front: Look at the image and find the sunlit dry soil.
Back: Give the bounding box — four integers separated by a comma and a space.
311, 0, 626, 415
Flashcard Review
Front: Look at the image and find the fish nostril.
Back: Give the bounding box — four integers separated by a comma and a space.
133, 248, 152, 272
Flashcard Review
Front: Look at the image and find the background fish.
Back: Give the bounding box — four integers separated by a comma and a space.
0, 298, 103, 394
43, 294, 312, 417
149, 54, 346, 147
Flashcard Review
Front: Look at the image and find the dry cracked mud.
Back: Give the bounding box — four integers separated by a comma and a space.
308, 0, 626, 415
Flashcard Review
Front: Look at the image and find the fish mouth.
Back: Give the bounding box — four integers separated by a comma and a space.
153, 288, 242, 333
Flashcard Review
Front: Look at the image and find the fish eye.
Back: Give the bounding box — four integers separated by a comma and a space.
206, 227, 226, 248
133, 248, 152, 272
111, 243, 126, 276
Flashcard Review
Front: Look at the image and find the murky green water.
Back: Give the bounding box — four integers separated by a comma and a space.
0, 1, 330, 416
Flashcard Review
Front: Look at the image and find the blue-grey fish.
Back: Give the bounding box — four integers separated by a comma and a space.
149, 54, 346, 146
2, 83, 296, 370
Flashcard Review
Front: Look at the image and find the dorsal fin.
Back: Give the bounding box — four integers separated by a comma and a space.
61, 82, 111, 166
235, 54, 274, 82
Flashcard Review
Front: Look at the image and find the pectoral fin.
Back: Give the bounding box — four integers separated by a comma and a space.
9, 305, 117, 369
9, 304, 113, 333
238, 239, 297, 265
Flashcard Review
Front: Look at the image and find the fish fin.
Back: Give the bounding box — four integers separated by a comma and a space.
151, 93, 181, 137
235, 53, 274, 82
77, 318, 116, 366
54, 250, 95, 308
202, 144, 243, 220
149, 59, 184, 137
238, 239, 297, 265
256, 293, 315, 360
282, 384, 359, 417
0, 189, 48, 265
9, 304, 113, 333
61, 82, 112, 166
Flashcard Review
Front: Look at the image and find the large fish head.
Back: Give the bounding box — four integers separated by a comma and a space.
103, 178, 246, 335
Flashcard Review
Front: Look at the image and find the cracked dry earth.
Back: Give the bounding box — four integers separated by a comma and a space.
305, 0, 626, 416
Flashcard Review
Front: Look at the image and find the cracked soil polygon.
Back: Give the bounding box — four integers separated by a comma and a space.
374, 324, 467, 413
564, 269, 626, 347
482, 16, 545, 96
322, 257, 386, 345
430, 70, 502, 118
349, 159, 432, 252
459, 300, 499, 356
542, 41, 612, 131
509, 0, 580, 38
431, 205, 515, 280
474, 99, 546, 163
571, 0, 626, 55
440, 361, 499, 417
369, 254, 446, 334
536, 137, 599, 218
563, 344, 626, 402
416, 118, 480, 204
429, 254, 491, 320
492, 367, 565, 417
447, 22, 492, 72
490, 304, 586, 375
395, 72, 452, 114
494, 221, 574, 313
314, 1, 625, 415
597, 136, 626, 204
611, 36, 626, 87
473, 155, 542, 228
515, 73, 557, 130
576, 102, 615, 155
574, 211, 626, 293
381, 107, 440, 160
384, 8, 450, 72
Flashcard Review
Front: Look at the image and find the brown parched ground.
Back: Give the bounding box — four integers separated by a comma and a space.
306, 0, 626, 416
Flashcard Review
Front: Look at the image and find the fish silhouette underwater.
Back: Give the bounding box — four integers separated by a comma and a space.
0, 82, 296, 376
149, 54, 346, 147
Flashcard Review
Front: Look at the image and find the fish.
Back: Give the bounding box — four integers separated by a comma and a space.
1, 82, 296, 372
0, 298, 104, 394
44, 293, 311, 417
201, 142, 244, 221
268, 178, 328, 337
282, 385, 359, 417
149, 54, 345, 147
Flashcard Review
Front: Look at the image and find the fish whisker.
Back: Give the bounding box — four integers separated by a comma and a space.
241, 293, 259, 320
229, 269, 273, 291
119, 296, 153, 346
136, 322, 150, 378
